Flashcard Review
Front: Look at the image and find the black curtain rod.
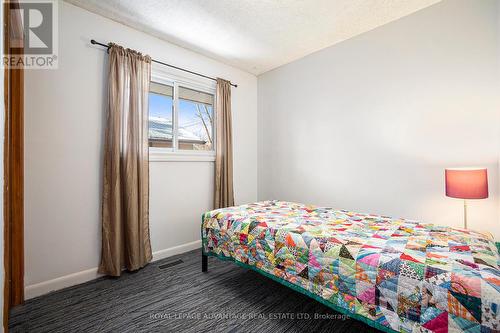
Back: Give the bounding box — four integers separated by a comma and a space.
90, 39, 238, 88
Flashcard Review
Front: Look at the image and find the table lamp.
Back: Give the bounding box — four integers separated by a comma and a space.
445, 168, 488, 229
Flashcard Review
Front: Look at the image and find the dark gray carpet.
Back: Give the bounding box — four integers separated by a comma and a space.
10, 249, 380, 332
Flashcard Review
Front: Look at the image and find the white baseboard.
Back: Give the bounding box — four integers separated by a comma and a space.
25, 267, 102, 300
151, 240, 201, 261
25, 239, 202, 300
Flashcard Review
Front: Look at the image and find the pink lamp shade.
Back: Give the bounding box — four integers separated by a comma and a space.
445, 168, 488, 199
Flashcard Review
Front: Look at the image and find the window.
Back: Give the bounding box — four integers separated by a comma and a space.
148, 78, 215, 158
149, 82, 173, 148
178, 86, 214, 151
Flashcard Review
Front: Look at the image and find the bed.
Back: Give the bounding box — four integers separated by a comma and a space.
201, 200, 500, 333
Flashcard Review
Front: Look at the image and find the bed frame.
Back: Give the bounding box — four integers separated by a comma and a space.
202, 253, 208, 272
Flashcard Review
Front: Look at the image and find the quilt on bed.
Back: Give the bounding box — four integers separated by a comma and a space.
202, 201, 500, 333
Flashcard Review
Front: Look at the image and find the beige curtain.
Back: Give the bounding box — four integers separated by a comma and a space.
99, 43, 152, 277
214, 78, 235, 209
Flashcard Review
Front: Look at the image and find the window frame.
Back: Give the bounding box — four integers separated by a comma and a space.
149, 66, 217, 162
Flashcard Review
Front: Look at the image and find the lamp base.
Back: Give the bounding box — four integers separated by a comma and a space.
463, 199, 468, 229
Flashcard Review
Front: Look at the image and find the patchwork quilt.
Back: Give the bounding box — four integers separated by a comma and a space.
202, 201, 500, 333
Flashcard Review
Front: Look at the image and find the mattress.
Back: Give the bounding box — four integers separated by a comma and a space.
201, 200, 500, 333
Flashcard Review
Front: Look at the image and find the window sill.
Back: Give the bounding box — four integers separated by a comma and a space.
149, 150, 216, 162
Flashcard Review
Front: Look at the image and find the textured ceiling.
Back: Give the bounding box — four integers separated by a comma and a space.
66, 0, 441, 75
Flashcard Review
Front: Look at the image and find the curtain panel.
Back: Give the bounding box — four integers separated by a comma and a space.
214, 78, 235, 209
99, 43, 153, 277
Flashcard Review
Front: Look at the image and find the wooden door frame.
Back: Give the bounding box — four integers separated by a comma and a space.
3, 0, 25, 329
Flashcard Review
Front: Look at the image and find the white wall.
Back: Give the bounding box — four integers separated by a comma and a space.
498, 0, 500, 231
0, 1, 4, 330
24, 1, 257, 295
258, 0, 500, 239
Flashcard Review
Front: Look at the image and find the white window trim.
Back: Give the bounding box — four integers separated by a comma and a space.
149, 64, 217, 162
149, 148, 216, 162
